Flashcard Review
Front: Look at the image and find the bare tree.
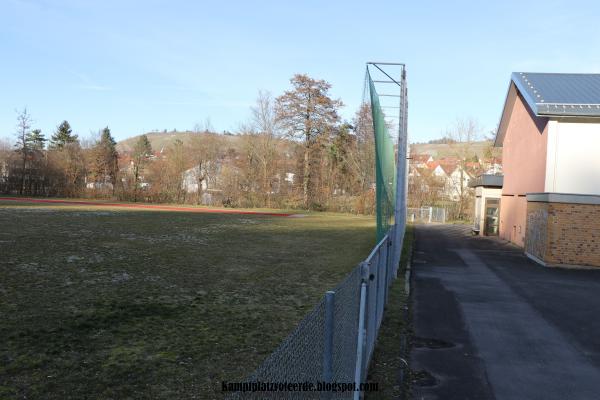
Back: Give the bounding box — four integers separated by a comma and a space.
350, 104, 375, 191
168, 139, 188, 202
131, 135, 153, 201
0, 138, 12, 193
193, 117, 214, 134
275, 74, 343, 208
446, 117, 482, 219
90, 127, 118, 195
408, 167, 445, 209
250, 90, 278, 207
14, 108, 33, 195
188, 133, 221, 204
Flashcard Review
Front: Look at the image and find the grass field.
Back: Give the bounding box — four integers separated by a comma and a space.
0, 200, 375, 399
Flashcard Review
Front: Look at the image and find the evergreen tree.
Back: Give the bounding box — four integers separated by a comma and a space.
50, 121, 78, 150
26, 129, 46, 151
92, 127, 119, 191
24, 129, 47, 194
133, 134, 152, 161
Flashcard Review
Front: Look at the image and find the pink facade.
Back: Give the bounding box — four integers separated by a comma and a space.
498, 87, 548, 246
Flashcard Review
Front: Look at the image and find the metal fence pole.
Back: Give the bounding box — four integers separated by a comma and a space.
323, 291, 335, 387
378, 247, 386, 329
384, 237, 390, 315
353, 281, 367, 400
368, 258, 376, 362
362, 260, 373, 377
374, 247, 382, 337
385, 238, 392, 301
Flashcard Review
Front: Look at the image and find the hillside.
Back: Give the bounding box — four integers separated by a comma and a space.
116, 131, 239, 153
410, 140, 501, 159
118, 133, 502, 160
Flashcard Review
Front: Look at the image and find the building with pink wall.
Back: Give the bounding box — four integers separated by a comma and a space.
495, 72, 600, 267
496, 83, 548, 246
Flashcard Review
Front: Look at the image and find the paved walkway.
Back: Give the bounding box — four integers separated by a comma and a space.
411, 224, 600, 400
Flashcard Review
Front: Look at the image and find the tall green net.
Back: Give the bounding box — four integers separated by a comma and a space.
366, 71, 397, 241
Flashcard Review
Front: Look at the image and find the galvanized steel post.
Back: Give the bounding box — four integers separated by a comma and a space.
393, 66, 408, 275
323, 290, 335, 386
353, 281, 367, 400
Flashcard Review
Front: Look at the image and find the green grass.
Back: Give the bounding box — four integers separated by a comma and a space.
365, 226, 414, 399
0, 201, 375, 399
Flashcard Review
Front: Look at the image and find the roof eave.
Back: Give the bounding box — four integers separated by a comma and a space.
537, 109, 600, 118
494, 81, 518, 147
510, 72, 541, 116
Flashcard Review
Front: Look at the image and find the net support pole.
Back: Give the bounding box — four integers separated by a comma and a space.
392, 67, 408, 270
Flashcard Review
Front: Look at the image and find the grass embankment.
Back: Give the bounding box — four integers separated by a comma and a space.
365, 226, 414, 399
0, 200, 375, 399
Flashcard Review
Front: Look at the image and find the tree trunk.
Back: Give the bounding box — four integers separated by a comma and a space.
133, 165, 139, 202
196, 176, 204, 205
20, 153, 26, 195
303, 143, 310, 209
262, 160, 270, 208
458, 168, 464, 218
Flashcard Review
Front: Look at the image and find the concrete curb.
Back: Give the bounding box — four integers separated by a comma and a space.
525, 251, 600, 270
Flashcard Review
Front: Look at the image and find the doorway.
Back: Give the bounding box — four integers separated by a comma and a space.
484, 198, 500, 236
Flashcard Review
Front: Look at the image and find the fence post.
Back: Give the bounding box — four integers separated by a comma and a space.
323, 291, 335, 387
428, 206, 433, 223
374, 246, 382, 335
383, 238, 388, 303
353, 281, 367, 400
378, 242, 387, 329
360, 261, 371, 380
385, 240, 394, 304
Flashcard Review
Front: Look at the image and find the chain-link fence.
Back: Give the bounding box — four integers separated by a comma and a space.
227, 230, 401, 399
407, 206, 446, 224
228, 63, 408, 399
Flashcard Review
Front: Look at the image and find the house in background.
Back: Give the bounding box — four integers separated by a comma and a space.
443, 163, 474, 202
482, 156, 503, 175
411, 154, 434, 168
495, 72, 600, 267
469, 174, 503, 236
182, 162, 221, 204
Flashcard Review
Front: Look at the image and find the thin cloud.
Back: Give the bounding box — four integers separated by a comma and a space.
72, 72, 113, 92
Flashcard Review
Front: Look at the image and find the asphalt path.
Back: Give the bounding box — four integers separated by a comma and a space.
411, 224, 600, 400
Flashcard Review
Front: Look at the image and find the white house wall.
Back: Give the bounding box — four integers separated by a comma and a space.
545, 119, 600, 195
474, 187, 502, 235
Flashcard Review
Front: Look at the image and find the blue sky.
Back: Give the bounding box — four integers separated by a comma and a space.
2, 0, 600, 144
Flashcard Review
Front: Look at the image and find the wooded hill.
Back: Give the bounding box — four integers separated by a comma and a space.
117, 131, 238, 154
410, 140, 501, 159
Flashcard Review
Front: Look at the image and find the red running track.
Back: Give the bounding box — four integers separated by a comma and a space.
0, 197, 293, 217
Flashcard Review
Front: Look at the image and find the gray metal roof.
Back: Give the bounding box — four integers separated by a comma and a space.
512, 72, 600, 117
468, 174, 503, 188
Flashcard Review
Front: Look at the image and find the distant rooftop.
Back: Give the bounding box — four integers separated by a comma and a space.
512, 72, 600, 117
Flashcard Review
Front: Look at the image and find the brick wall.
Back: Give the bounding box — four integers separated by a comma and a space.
525, 202, 548, 261
526, 201, 600, 267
